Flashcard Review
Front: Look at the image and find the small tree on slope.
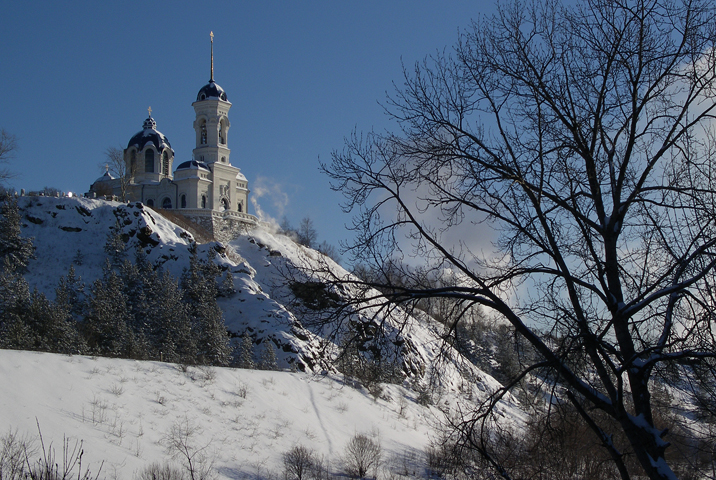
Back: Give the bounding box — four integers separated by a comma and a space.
82, 266, 135, 358
0, 198, 33, 273
181, 246, 231, 366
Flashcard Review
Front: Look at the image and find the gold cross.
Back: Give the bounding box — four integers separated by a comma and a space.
148, 106, 152, 117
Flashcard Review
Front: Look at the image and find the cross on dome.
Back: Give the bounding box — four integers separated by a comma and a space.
196, 31, 227, 102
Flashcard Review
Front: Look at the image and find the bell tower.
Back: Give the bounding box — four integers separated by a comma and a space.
182, 32, 249, 215
192, 31, 232, 166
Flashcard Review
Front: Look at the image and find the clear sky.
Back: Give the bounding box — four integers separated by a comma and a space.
0, 1, 495, 254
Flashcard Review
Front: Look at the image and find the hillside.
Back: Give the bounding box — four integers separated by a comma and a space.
0, 349, 435, 479
15, 196, 509, 392
1, 196, 523, 479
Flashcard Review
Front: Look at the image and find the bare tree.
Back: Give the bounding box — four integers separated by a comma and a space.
343, 434, 381, 479
164, 418, 214, 480
317, 241, 341, 264
100, 146, 134, 201
0, 129, 18, 186
283, 445, 315, 480
297, 216, 318, 248
323, 0, 716, 478
281, 216, 341, 262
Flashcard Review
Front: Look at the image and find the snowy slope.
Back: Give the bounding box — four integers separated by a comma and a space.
20, 197, 196, 291
0, 350, 436, 479
16, 196, 510, 400
228, 227, 512, 402
4, 196, 527, 479
17, 196, 323, 372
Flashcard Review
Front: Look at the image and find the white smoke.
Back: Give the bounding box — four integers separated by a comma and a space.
250, 175, 290, 228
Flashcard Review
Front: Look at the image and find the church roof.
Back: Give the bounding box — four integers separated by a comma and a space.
176, 160, 210, 171
197, 80, 228, 102
127, 115, 173, 152
94, 170, 115, 183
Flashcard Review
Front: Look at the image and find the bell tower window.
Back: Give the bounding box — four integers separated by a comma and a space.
145, 150, 154, 173
129, 150, 137, 176
200, 121, 207, 145
162, 151, 169, 176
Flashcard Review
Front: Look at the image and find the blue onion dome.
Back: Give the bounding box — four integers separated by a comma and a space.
197, 80, 228, 102
127, 115, 172, 151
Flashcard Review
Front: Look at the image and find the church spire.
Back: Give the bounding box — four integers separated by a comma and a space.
210, 31, 214, 82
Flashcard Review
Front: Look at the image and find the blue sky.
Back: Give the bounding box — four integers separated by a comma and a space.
0, 1, 495, 253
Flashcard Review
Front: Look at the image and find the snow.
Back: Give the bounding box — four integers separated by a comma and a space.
628, 413, 671, 448
0, 350, 436, 479
13, 197, 521, 386
648, 454, 678, 480
2, 196, 528, 478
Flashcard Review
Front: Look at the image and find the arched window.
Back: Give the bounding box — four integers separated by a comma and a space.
219, 122, 225, 144
162, 197, 172, 209
237, 202, 242, 213
129, 150, 137, 175
221, 156, 226, 163
146, 199, 154, 207
221, 198, 229, 211
145, 149, 154, 173
162, 151, 169, 176
200, 121, 207, 145
180, 194, 186, 208
201, 195, 207, 209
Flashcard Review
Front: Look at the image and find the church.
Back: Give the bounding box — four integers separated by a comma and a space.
89, 33, 257, 239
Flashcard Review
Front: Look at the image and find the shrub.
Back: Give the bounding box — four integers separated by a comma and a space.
259, 340, 278, 371
163, 418, 214, 480
283, 445, 315, 480
135, 462, 186, 480
25, 432, 102, 480
425, 442, 467, 478
289, 282, 339, 310
344, 433, 381, 479
0, 429, 32, 480
238, 332, 255, 369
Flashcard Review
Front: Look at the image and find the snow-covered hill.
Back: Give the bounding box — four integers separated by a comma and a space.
16, 196, 507, 394
1, 196, 525, 479
18, 196, 325, 372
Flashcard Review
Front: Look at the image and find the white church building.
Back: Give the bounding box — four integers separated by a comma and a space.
90, 33, 257, 240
